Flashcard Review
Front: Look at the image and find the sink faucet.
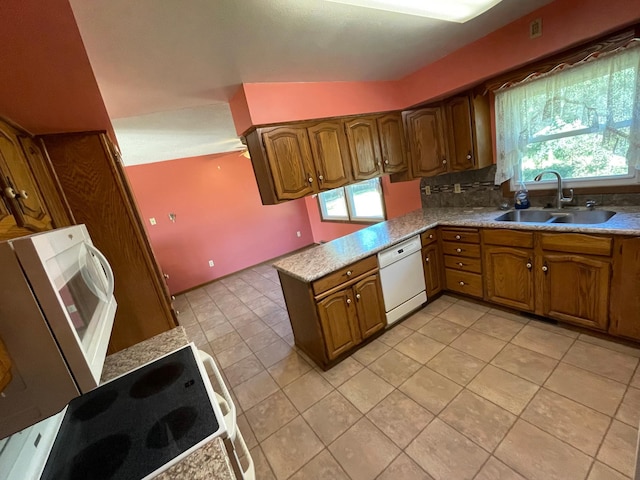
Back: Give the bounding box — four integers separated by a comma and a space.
533, 170, 574, 209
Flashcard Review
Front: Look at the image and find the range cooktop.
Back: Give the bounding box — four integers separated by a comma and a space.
40, 345, 223, 480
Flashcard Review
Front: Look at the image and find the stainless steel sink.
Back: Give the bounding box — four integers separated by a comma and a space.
548, 210, 616, 224
494, 210, 554, 222
495, 209, 616, 224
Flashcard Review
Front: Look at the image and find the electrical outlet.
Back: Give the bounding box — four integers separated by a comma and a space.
454, 183, 462, 194
530, 18, 542, 38
424, 186, 431, 195
208, 260, 214, 267
149, 217, 156, 225
296, 231, 301, 238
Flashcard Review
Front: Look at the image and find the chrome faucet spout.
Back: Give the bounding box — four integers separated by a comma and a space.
533, 170, 574, 209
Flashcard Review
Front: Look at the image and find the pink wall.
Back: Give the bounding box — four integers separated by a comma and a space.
126, 152, 314, 293
0, 0, 113, 136
305, 176, 422, 243
230, 0, 640, 133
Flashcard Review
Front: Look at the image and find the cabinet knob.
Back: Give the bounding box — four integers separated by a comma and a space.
455, 235, 461, 240
17, 190, 28, 199
442, 158, 447, 165
384, 159, 389, 165
308, 175, 314, 184
456, 248, 462, 253
175, 310, 180, 315
356, 293, 361, 300
318, 174, 324, 182
163, 273, 169, 279
425, 256, 430, 263
3, 187, 16, 199
171, 295, 176, 300
466, 152, 472, 160
526, 262, 532, 270
459, 281, 465, 286
346, 298, 352, 305
428, 234, 433, 239
346, 270, 352, 276
457, 262, 464, 267
542, 265, 548, 272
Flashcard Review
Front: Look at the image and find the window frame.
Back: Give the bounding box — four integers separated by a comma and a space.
317, 177, 387, 224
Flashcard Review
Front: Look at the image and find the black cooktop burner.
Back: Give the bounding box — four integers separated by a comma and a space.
40, 346, 222, 480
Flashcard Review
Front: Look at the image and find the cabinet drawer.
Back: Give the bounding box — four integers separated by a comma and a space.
540, 233, 612, 257
442, 242, 481, 258
421, 228, 438, 246
445, 269, 483, 298
444, 255, 482, 273
483, 229, 533, 248
441, 228, 480, 244
312, 255, 378, 296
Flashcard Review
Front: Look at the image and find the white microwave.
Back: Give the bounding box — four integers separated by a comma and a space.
0, 225, 116, 440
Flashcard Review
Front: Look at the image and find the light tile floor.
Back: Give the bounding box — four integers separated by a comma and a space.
175, 264, 640, 480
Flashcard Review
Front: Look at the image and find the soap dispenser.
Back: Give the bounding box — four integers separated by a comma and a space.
514, 181, 530, 210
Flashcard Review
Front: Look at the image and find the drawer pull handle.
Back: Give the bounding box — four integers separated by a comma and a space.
542, 265, 548, 272
356, 293, 361, 300
526, 262, 532, 270
456, 248, 462, 253
346, 270, 352, 276
457, 262, 464, 267
429, 234, 433, 239
346, 298, 352, 305
425, 256, 430, 263
459, 281, 465, 286
455, 235, 461, 240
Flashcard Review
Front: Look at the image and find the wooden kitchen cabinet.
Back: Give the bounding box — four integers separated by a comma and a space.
0, 120, 53, 239
39, 132, 177, 353
344, 116, 383, 180
279, 255, 385, 368
609, 237, 640, 340
420, 228, 443, 298
482, 229, 535, 312
376, 113, 408, 174
307, 121, 353, 190
441, 227, 483, 298
403, 108, 447, 177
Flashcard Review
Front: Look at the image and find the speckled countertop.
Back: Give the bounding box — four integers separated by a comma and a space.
101, 327, 236, 480
273, 206, 640, 282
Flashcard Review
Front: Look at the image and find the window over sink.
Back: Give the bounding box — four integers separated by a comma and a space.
318, 178, 386, 223
495, 42, 640, 190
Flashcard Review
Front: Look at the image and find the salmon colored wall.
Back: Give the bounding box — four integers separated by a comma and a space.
233, 81, 403, 135
0, 0, 113, 135
305, 176, 422, 243
126, 152, 314, 293
230, 0, 640, 132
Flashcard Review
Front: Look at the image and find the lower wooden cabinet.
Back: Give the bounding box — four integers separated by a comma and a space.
540, 253, 610, 331
442, 227, 483, 299
279, 257, 385, 369
422, 243, 444, 298
484, 245, 535, 312
609, 237, 640, 340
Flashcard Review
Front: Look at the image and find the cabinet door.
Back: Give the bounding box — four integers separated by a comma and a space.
353, 274, 386, 339
377, 113, 408, 174
307, 121, 352, 190
541, 254, 610, 330
423, 244, 444, 297
317, 289, 361, 360
262, 127, 317, 200
484, 246, 534, 312
446, 96, 475, 171
344, 117, 383, 180
403, 108, 447, 177
0, 125, 52, 233
609, 237, 640, 340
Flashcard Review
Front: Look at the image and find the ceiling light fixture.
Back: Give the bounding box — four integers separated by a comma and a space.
323, 0, 503, 23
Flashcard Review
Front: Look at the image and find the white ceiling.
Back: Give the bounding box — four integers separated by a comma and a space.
69, 0, 554, 166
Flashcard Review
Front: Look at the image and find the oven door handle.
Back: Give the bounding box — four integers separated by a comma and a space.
198, 350, 236, 441
85, 243, 115, 300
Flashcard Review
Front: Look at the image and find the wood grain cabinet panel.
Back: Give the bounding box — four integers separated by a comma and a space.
376, 113, 408, 174
353, 273, 386, 340
422, 243, 444, 298
484, 245, 535, 312
609, 237, 640, 340
446, 96, 475, 171
344, 116, 383, 180
403, 108, 447, 177
262, 126, 317, 200
307, 121, 352, 191
317, 289, 360, 360
540, 254, 610, 331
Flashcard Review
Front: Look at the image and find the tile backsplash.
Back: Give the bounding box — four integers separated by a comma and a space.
419, 165, 640, 209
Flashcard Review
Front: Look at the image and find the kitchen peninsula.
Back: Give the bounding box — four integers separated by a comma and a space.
274, 206, 640, 369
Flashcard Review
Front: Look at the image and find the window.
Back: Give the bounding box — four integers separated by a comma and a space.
495, 44, 640, 189
318, 178, 386, 223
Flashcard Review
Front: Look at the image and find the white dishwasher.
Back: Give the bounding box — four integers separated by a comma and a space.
378, 235, 427, 326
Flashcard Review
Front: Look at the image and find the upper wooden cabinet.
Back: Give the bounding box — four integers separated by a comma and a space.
0, 121, 53, 239
307, 121, 352, 190
344, 116, 383, 180
403, 108, 447, 177
376, 113, 408, 175
400, 92, 492, 180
